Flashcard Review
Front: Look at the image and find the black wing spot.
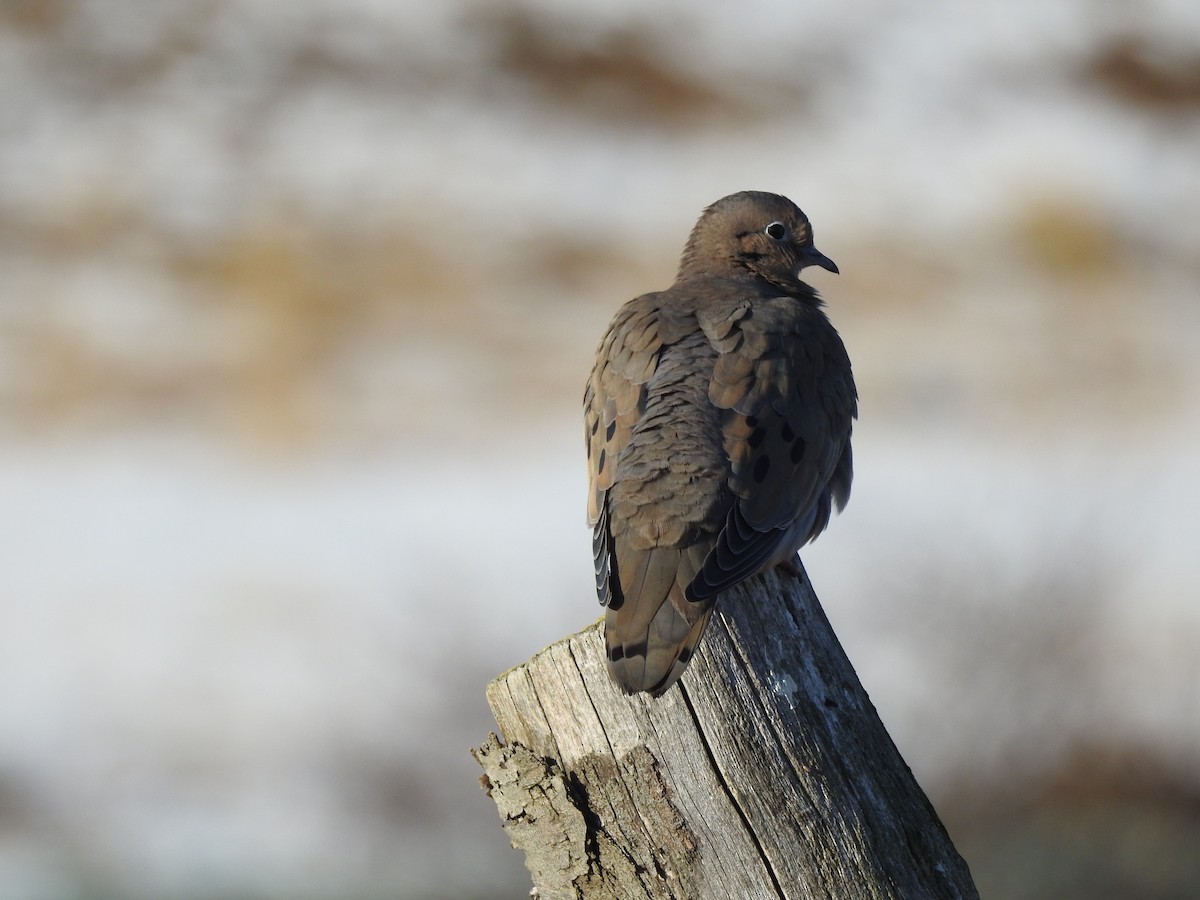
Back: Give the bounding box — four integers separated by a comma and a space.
781, 421, 795, 442
753, 455, 771, 483
597, 448, 607, 473
790, 436, 807, 464
605, 420, 616, 441
748, 426, 766, 449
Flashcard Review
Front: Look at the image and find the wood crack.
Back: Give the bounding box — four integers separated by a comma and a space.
475, 564, 979, 898
678, 680, 788, 898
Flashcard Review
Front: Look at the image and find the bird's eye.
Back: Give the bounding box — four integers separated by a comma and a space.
764, 222, 787, 240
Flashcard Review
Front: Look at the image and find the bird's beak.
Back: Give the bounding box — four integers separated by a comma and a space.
800, 246, 839, 274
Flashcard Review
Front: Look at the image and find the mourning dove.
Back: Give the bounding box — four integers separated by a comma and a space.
584, 191, 856, 697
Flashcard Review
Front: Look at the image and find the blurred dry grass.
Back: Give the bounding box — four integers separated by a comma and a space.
0, 0, 67, 32
2, 2, 1194, 452
1083, 37, 1200, 110
2, 199, 666, 449
5, 185, 1190, 444
465, 6, 809, 127
948, 743, 1200, 900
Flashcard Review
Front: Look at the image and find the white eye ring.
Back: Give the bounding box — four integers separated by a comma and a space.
764, 222, 787, 240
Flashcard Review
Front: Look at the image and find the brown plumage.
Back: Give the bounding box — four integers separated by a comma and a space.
584, 191, 857, 697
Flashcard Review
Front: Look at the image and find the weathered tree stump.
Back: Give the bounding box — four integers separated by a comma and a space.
472, 565, 978, 899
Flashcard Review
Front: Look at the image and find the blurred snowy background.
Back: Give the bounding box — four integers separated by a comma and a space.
2, 1, 1199, 897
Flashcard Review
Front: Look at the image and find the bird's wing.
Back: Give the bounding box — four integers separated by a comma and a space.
585, 294, 672, 523
688, 294, 856, 601
586, 293, 672, 606
585, 293, 724, 694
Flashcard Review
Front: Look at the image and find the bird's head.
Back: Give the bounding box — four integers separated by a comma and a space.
677, 191, 838, 293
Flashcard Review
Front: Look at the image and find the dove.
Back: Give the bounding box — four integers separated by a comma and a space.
584, 191, 856, 697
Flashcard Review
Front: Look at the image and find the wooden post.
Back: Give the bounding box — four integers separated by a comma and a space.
472, 565, 978, 899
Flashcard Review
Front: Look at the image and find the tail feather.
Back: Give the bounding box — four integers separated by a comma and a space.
604, 544, 714, 696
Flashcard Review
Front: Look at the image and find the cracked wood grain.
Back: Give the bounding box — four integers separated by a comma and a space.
473, 564, 979, 899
